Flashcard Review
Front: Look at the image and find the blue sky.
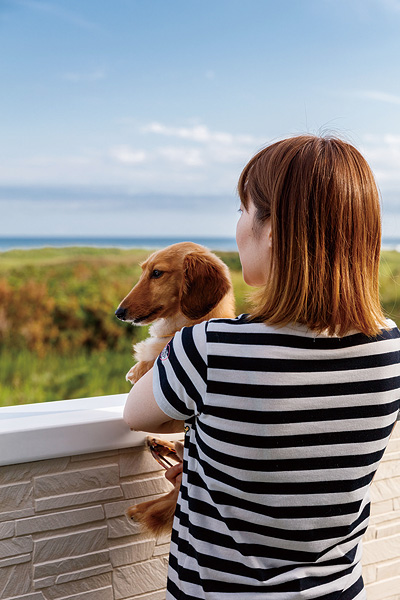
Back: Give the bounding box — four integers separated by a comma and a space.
0, 0, 400, 238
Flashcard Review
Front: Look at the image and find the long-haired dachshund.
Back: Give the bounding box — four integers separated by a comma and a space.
115, 242, 236, 535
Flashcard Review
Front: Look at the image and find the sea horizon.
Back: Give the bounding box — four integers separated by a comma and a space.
0, 235, 239, 253
1, 235, 400, 253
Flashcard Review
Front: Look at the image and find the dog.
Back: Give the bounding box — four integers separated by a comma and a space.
115, 241, 236, 535
115, 241, 235, 384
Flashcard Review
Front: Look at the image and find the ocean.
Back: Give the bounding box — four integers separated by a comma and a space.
0, 236, 400, 253
0, 236, 239, 253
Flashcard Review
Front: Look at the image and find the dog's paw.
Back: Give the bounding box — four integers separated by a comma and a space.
126, 361, 153, 384
126, 365, 138, 384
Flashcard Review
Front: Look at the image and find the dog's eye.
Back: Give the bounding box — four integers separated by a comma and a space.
151, 269, 164, 279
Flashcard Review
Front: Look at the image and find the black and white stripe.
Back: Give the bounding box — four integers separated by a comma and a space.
154, 316, 400, 600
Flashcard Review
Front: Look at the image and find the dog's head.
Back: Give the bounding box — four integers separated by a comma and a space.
115, 242, 232, 325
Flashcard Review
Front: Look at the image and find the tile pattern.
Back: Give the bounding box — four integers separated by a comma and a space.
0, 446, 170, 599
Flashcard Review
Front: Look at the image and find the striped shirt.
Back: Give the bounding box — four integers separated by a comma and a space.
153, 316, 400, 600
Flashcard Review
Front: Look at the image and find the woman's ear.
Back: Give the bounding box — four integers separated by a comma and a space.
179, 252, 232, 320
268, 223, 272, 249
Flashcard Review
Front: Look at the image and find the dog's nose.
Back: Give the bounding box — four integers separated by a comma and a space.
115, 307, 127, 321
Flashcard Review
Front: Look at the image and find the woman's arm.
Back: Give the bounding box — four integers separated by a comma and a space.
123, 367, 184, 433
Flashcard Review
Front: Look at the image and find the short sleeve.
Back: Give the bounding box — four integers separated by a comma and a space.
153, 321, 208, 421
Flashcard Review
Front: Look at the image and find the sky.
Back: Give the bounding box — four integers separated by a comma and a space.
0, 0, 400, 238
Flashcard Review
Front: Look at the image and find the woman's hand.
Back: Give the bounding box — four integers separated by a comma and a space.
165, 462, 183, 489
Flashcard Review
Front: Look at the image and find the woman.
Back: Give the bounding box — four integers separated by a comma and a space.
124, 135, 400, 600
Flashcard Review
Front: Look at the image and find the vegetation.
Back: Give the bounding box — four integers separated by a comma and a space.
0, 246, 252, 406
0, 246, 399, 407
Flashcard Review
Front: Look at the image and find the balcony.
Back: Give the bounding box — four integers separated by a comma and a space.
0, 397, 399, 600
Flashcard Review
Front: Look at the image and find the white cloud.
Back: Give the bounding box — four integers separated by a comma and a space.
143, 121, 263, 146
157, 146, 204, 167
136, 121, 265, 179
0, 122, 265, 195
103, 122, 266, 191
28, 154, 94, 167
358, 90, 400, 105
143, 122, 222, 143
383, 134, 400, 144
360, 133, 400, 192
109, 146, 147, 165
338, 89, 400, 106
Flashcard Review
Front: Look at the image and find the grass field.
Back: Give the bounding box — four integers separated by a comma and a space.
0, 246, 252, 406
0, 246, 399, 406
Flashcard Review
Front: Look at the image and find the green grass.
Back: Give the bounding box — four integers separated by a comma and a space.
0, 246, 399, 406
379, 251, 400, 322
0, 246, 254, 406
0, 246, 151, 270
0, 348, 134, 407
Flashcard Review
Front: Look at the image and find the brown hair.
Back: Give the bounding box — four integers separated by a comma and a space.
238, 135, 386, 337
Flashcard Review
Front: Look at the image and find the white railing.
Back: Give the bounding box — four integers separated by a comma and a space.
0, 394, 143, 466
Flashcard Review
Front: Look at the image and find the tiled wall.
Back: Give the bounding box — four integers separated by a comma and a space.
0, 445, 171, 600
362, 422, 400, 600
1, 424, 399, 600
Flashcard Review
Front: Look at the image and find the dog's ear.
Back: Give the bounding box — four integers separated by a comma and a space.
180, 251, 232, 320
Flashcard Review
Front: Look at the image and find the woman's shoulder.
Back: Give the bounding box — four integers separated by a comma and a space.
207, 313, 250, 327
202, 316, 400, 347
204, 315, 298, 339
383, 318, 400, 334
205, 315, 314, 335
